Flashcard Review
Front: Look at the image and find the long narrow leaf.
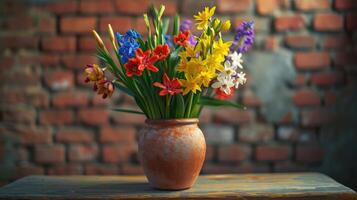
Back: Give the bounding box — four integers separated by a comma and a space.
199, 96, 246, 109
111, 108, 144, 115
113, 82, 134, 96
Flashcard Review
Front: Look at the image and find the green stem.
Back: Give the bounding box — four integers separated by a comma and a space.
185, 92, 194, 118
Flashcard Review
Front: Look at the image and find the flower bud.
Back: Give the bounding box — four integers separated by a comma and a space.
96, 79, 114, 99
84, 64, 104, 83
92, 30, 105, 50
212, 18, 221, 30
108, 24, 117, 51
221, 20, 231, 32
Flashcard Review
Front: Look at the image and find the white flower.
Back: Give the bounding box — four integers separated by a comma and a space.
235, 72, 247, 88
211, 76, 235, 94
221, 60, 237, 77
228, 51, 244, 69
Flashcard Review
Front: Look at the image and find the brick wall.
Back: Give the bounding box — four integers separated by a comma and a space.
1, 0, 357, 188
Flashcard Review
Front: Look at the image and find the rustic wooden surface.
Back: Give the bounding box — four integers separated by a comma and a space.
0, 173, 356, 199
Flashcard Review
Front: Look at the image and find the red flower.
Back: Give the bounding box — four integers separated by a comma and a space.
135, 48, 159, 72
95, 79, 114, 99
153, 73, 182, 96
215, 87, 234, 100
124, 57, 143, 77
173, 31, 190, 46
153, 44, 170, 60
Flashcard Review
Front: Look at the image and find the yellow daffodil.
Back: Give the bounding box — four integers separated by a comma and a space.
213, 38, 232, 58
206, 54, 224, 72
221, 20, 231, 32
194, 6, 216, 30
180, 75, 202, 95
186, 58, 206, 78
197, 70, 216, 87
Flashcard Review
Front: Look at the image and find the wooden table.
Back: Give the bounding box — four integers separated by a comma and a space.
0, 173, 356, 199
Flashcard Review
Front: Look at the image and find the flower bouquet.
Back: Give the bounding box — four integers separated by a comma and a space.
85, 5, 254, 190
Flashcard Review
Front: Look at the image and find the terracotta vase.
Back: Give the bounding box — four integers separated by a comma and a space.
138, 118, 206, 190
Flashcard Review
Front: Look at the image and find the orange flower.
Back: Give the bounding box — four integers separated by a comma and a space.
84, 64, 104, 83
124, 57, 143, 77
135, 48, 159, 72
153, 44, 170, 60
173, 31, 190, 46
95, 79, 114, 99
153, 73, 182, 96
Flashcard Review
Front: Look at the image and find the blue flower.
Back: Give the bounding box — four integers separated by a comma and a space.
230, 21, 255, 53
116, 29, 141, 63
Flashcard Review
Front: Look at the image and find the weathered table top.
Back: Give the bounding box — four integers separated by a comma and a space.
0, 173, 356, 200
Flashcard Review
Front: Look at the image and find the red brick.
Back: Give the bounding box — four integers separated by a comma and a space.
285, 35, 315, 49
79, 0, 114, 13
40, 110, 74, 125
335, 0, 357, 10
60, 17, 97, 34
92, 94, 110, 106
39, 54, 60, 67
44, 0, 78, 14
102, 144, 136, 163
314, 13, 343, 31
52, 91, 88, 108
217, 0, 251, 13
2, 107, 36, 124
324, 91, 337, 106
48, 164, 82, 175
295, 0, 329, 11
15, 126, 52, 144
0, 36, 39, 50
293, 89, 320, 106
56, 128, 94, 143
205, 145, 215, 161
121, 164, 144, 175
294, 74, 306, 86
264, 36, 279, 51
114, 0, 150, 14
296, 145, 324, 163
100, 126, 136, 143
323, 36, 351, 50
242, 90, 262, 107
42, 36, 76, 52
44, 70, 74, 90
85, 164, 119, 175
69, 144, 98, 161
239, 123, 274, 143
294, 52, 330, 70
1, 16, 33, 31
218, 144, 251, 162
256, 145, 290, 161
202, 163, 269, 174
38, 16, 56, 34
14, 165, 44, 179
100, 17, 133, 33
78, 36, 97, 52
111, 111, 146, 125
15, 148, 28, 162
256, 0, 279, 15
301, 108, 333, 127
311, 72, 343, 87
274, 161, 308, 172
61, 54, 97, 69
275, 15, 305, 31
335, 52, 357, 67
214, 108, 254, 124
35, 145, 65, 164
347, 14, 357, 31
78, 108, 109, 125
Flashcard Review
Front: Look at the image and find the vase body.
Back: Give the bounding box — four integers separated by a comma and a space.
138, 118, 206, 190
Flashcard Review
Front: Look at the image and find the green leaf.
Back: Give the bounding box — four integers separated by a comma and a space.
113, 82, 134, 97
199, 96, 246, 109
174, 94, 185, 118
173, 14, 180, 35
111, 108, 145, 115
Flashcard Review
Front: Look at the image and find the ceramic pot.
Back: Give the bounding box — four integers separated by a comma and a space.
138, 118, 206, 190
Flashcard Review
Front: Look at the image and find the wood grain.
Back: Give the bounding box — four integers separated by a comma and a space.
0, 173, 356, 199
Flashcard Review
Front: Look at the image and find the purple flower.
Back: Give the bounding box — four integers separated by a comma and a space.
179, 19, 197, 46
230, 21, 255, 53
180, 19, 193, 32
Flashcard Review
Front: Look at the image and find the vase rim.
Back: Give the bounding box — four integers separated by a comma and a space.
145, 118, 199, 125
